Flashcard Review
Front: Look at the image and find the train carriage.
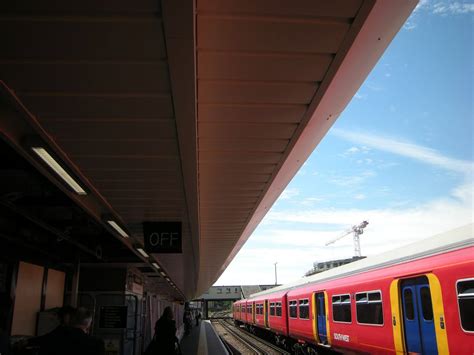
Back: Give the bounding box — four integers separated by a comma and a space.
233, 299, 244, 322
244, 300, 253, 324
267, 291, 289, 337
234, 224, 473, 354
251, 295, 268, 328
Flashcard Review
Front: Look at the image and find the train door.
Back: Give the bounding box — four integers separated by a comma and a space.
252, 302, 256, 323
315, 292, 327, 343
264, 300, 269, 327
401, 277, 438, 354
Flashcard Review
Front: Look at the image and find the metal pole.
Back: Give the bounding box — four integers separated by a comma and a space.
274, 262, 278, 285
71, 256, 80, 307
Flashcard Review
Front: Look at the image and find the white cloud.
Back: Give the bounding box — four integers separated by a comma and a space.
300, 197, 325, 207
341, 146, 371, 158
329, 170, 376, 187
346, 147, 360, 154
414, 0, 430, 12
366, 82, 384, 92
354, 93, 367, 100
332, 129, 474, 175
433, 2, 474, 14
354, 194, 366, 200
215, 180, 473, 285
403, 21, 417, 30
404, 0, 473, 31
306, 197, 324, 202
280, 188, 300, 200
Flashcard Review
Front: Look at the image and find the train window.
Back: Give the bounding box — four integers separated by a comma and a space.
289, 300, 298, 318
403, 288, 415, 320
332, 294, 352, 323
276, 302, 282, 317
299, 299, 309, 319
420, 287, 433, 321
457, 279, 474, 332
369, 292, 381, 301
270, 302, 275, 316
356, 291, 383, 325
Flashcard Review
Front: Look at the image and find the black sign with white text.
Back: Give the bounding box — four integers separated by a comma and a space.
143, 222, 182, 253
99, 306, 128, 329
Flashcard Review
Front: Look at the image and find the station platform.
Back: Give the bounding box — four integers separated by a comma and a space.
180, 320, 229, 355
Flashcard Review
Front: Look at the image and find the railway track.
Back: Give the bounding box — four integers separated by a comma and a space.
211, 319, 291, 355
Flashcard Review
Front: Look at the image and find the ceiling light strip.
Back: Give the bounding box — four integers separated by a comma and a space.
136, 248, 149, 258
106, 220, 129, 238
152, 263, 161, 270
32, 147, 86, 195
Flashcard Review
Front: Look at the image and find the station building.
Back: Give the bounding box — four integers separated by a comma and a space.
0, 0, 416, 353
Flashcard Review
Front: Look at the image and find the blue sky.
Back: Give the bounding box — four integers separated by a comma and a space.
215, 1, 473, 285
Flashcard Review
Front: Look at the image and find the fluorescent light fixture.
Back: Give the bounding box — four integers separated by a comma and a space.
152, 263, 160, 269
106, 220, 129, 238
160, 271, 166, 277
32, 147, 87, 195
136, 247, 149, 258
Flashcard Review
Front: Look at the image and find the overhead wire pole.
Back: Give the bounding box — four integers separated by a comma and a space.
274, 262, 278, 285
325, 221, 369, 257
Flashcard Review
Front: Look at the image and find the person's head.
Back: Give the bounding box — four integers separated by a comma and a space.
57, 305, 75, 326
162, 306, 173, 320
70, 307, 93, 332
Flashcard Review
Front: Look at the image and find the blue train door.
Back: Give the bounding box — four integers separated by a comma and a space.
315, 292, 327, 343
401, 277, 438, 354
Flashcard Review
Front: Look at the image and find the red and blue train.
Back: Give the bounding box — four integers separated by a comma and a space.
233, 224, 473, 354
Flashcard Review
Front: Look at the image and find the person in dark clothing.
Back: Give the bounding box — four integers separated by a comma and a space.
56, 305, 75, 326
29, 305, 76, 350
40, 307, 104, 355
0, 294, 12, 355
152, 306, 179, 355
195, 311, 201, 326
183, 309, 192, 335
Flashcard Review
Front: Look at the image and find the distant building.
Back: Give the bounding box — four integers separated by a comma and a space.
305, 256, 366, 276
197, 284, 280, 300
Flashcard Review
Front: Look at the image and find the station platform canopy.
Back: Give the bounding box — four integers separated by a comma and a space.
0, 0, 417, 300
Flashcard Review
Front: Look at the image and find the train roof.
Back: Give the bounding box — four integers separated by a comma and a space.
249, 223, 473, 299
